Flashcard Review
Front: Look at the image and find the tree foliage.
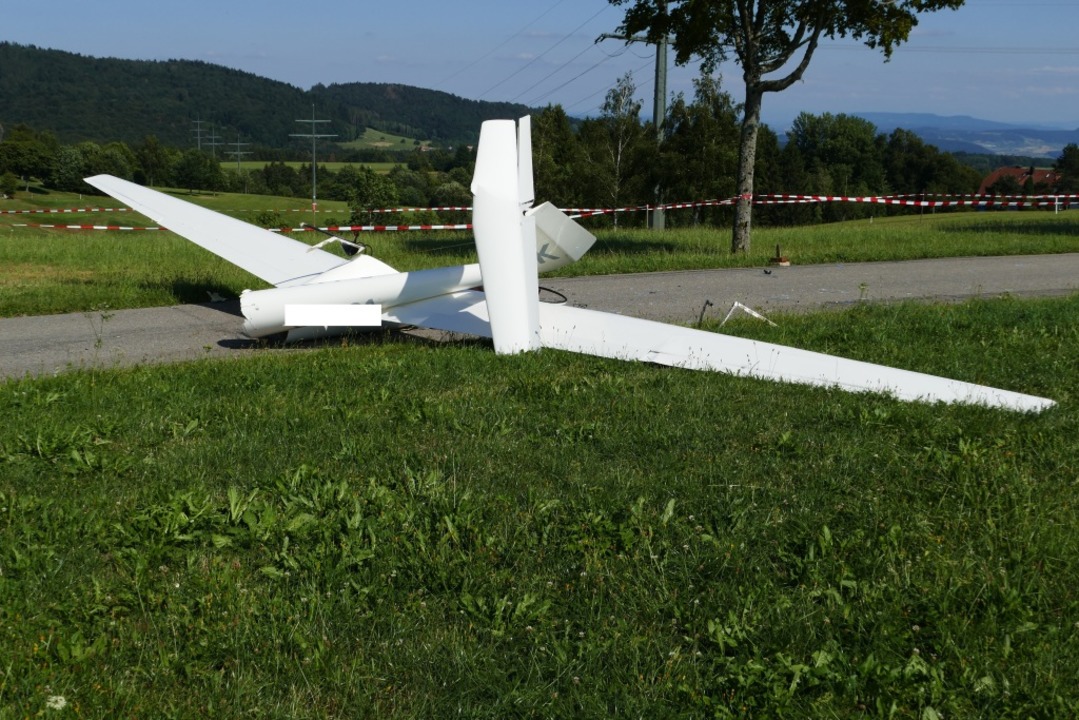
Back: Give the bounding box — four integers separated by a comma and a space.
577, 74, 649, 225
348, 167, 400, 226
1055, 143, 1079, 192
609, 0, 967, 252
658, 74, 741, 226
173, 149, 224, 194
532, 105, 586, 210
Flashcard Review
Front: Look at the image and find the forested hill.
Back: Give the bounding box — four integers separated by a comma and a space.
0, 43, 531, 149
308, 83, 531, 145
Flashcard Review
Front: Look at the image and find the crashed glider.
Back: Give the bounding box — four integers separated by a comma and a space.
85, 117, 1054, 413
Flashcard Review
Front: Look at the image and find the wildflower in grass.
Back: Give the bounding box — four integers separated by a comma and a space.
46, 695, 67, 710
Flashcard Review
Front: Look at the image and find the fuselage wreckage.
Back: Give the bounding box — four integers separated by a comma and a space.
85, 117, 1055, 413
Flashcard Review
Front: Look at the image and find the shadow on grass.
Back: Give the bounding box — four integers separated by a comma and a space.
396, 234, 477, 258
225, 326, 491, 352
166, 280, 245, 307
589, 236, 682, 255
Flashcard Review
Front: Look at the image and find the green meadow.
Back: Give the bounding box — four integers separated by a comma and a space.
2, 190, 1078, 716
224, 161, 399, 175
338, 127, 433, 152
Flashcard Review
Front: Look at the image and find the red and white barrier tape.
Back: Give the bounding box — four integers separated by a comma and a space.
0, 207, 129, 215
269, 224, 473, 233
12, 223, 163, 231
9, 193, 1076, 231
752, 193, 1079, 208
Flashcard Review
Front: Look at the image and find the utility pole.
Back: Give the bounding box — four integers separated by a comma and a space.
651, 33, 668, 230
599, 9, 669, 230
291, 105, 337, 224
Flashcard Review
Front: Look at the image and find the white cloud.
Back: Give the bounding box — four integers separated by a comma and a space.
1033, 65, 1079, 75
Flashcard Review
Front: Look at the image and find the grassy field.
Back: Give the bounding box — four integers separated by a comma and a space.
224, 161, 400, 174
2, 186, 1078, 317
338, 128, 432, 151
222, 126, 430, 172
2, 189, 1078, 715
1, 296, 1077, 716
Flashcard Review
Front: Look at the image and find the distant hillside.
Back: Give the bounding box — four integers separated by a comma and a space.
0, 43, 531, 150
855, 112, 1079, 157
309, 83, 531, 145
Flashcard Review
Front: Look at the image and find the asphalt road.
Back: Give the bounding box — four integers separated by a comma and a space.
3, 253, 1078, 381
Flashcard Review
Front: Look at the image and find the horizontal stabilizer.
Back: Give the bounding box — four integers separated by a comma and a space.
530, 202, 596, 272
538, 304, 1055, 412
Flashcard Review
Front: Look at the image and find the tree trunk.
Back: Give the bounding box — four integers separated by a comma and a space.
732, 83, 763, 254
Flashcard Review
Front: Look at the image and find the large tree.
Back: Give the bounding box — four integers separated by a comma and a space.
578, 73, 649, 227
658, 73, 741, 227
609, 0, 966, 252
1055, 143, 1079, 193
788, 112, 885, 221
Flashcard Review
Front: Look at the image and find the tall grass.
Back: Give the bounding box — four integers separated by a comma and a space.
1, 296, 1077, 716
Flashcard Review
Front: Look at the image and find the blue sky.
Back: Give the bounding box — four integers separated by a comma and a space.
8, 0, 1079, 131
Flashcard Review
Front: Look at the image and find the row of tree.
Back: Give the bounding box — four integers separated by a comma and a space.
4, 75, 1078, 234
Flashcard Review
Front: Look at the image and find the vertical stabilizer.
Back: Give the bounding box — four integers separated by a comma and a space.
471, 118, 540, 354
517, 116, 535, 210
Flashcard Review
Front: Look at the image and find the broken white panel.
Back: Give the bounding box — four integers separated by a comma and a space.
721, 301, 778, 327
530, 202, 596, 271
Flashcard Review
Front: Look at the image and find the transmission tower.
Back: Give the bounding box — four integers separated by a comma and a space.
291, 105, 337, 222
192, 117, 208, 150
203, 124, 224, 160
226, 135, 253, 193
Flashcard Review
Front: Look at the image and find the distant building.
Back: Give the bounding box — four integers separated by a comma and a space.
979, 166, 1062, 195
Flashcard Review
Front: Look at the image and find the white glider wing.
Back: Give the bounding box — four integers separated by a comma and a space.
537, 304, 1055, 412
84, 174, 394, 288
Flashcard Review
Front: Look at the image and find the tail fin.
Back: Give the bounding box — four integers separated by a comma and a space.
471, 118, 540, 354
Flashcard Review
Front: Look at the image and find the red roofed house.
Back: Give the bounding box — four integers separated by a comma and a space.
979, 166, 1062, 195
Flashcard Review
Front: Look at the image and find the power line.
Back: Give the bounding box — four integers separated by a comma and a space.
511, 42, 603, 103
439, 0, 571, 88
478, 6, 610, 100
564, 57, 654, 116
525, 47, 634, 108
